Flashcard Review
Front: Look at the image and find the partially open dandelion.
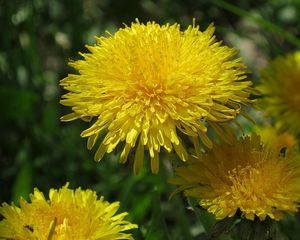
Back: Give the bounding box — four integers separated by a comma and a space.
170, 134, 300, 221
60, 19, 252, 174
258, 51, 300, 135
0, 184, 137, 240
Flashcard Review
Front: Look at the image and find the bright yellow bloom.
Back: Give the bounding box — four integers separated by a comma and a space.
254, 124, 297, 151
170, 135, 300, 221
60, 19, 252, 174
258, 51, 300, 135
0, 184, 137, 240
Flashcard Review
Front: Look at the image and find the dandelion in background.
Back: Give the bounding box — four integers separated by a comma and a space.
254, 123, 297, 151
170, 134, 300, 221
258, 51, 300, 135
60, 19, 252, 174
0, 184, 137, 240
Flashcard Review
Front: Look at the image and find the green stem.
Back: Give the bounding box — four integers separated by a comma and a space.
173, 196, 194, 240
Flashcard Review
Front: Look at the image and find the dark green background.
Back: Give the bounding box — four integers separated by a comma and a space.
1, 0, 300, 239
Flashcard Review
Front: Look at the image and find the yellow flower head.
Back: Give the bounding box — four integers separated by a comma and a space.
0, 184, 137, 240
254, 124, 297, 151
258, 51, 300, 135
60, 19, 252, 174
170, 135, 300, 221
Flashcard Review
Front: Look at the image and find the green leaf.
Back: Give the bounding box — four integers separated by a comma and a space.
11, 146, 33, 203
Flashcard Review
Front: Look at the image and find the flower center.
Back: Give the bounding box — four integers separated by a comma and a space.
129, 82, 166, 108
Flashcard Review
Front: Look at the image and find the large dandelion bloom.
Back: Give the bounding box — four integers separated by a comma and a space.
258, 51, 300, 135
60, 19, 252, 174
170, 135, 300, 221
0, 184, 137, 240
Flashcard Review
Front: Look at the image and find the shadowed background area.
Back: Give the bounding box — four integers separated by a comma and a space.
1, 0, 300, 239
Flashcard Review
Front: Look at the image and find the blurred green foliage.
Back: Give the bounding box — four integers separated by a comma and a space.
1, 0, 300, 239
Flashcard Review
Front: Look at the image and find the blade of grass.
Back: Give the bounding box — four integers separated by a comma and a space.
212, 0, 300, 48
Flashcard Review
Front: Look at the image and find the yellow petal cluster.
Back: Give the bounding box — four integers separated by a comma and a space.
170, 135, 300, 221
60, 19, 252, 174
0, 184, 137, 240
258, 51, 300, 135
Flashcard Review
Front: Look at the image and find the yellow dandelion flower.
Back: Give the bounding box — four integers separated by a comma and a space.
60, 19, 252, 174
170, 134, 300, 221
258, 51, 300, 135
0, 184, 137, 240
254, 124, 297, 151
